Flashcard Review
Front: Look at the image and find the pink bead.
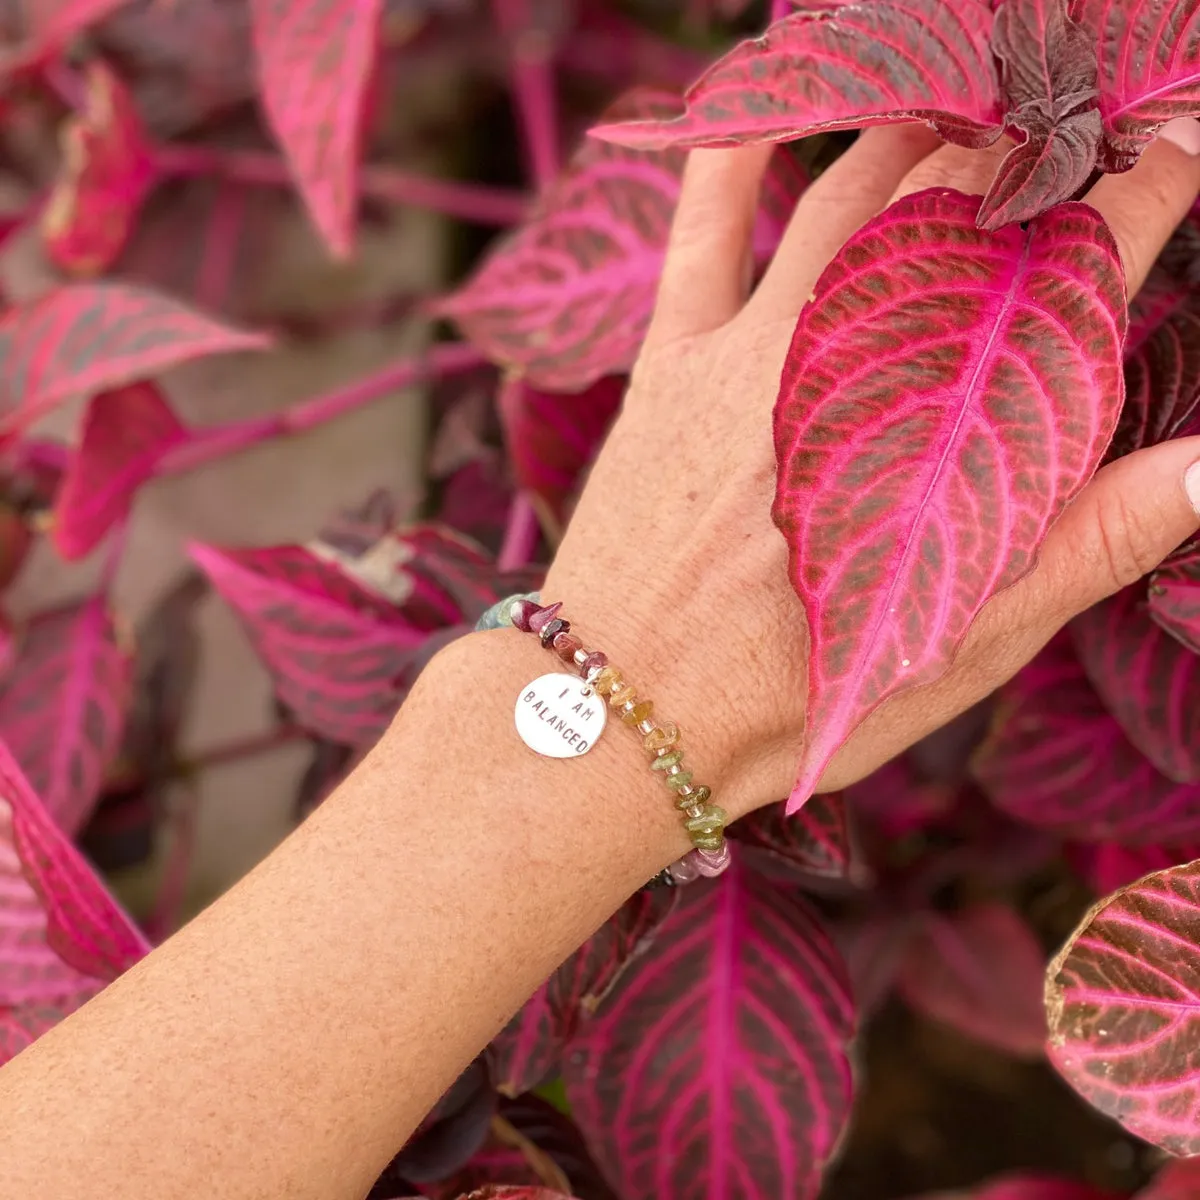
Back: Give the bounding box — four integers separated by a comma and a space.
510, 599, 542, 632
528, 601, 563, 635
668, 855, 701, 885
693, 844, 731, 879
581, 651, 607, 677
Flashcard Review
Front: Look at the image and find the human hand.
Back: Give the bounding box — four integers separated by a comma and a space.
543, 120, 1200, 822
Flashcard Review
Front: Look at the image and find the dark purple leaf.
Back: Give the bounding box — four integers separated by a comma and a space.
591, 0, 1003, 151
974, 635, 1200, 844
564, 860, 854, 1200
1047, 857, 1200, 1154
905, 1177, 1120, 1199
728, 793, 854, 882
494, 1097, 617, 1200
831, 909, 915, 1017
897, 902, 1047, 1056
438, 89, 805, 393
0, 598, 133, 836
1149, 540, 1200, 653
1079, 0, 1200, 172
52, 382, 188, 560
1140, 1160, 1200, 1200
1073, 585, 1200, 783
774, 189, 1127, 810
424, 1115, 574, 1200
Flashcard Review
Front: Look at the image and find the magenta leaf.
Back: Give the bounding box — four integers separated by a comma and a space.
590, 0, 1003, 152
1068, 842, 1200, 895
42, 61, 158, 277
1149, 541, 1200, 653
728, 793, 854, 882
975, 635, 1200, 844
1140, 1160, 1200, 1200
564, 860, 854, 1200
896, 902, 1047, 1056
1080, 0, 1200, 172
0, 598, 133, 837
498, 376, 625, 534
0, 283, 269, 436
0, 738, 146, 1063
1073, 586, 1200, 783
1047, 857, 1200, 1155
250, 0, 384, 257
408, 1190, 576, 1200
774, 189, 1127, 810
53, 382, 188, 561
979, 0, 1101, 229
437, 88, 805, 393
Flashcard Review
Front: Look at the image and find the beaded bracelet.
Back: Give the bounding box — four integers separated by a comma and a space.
475, 592, 730, 888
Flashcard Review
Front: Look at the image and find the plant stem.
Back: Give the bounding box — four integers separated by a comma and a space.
160, 343, 487, 478
144, 781, 199, 944
195, 181, 247, 313
492, 0, 560, 190
497, 491, 540, 572
154, 144, 529, 227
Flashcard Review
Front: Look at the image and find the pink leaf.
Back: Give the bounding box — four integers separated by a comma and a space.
249, 0, 384, 257
975, 635, 1200, 844
564, 860, 854, 1200
498, 376, 625, 535
437, 88, 806, 393
0, 283, 268, 436
0, 598, 133, 836
1140, 1160, 1200, 1200
1078, 0, 1200, 171
728, 793, 854, 881
897, 902, 1047, 1056
774, 190, 1127, 811
1068, 842, 1200, 896
1073, 585, 1200, 783
41, 61, 158, 277
1046, 857, 1200, 1155
0, 738, 146, 1063
53, 382, 188, 561
590, 0, 1003, 151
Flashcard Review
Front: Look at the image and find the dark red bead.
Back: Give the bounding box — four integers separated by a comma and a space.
539, 617, 568, 647
528, 601, 563, 635
510, 598, 542, 632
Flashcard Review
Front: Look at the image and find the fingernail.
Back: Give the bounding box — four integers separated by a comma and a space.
1186, 461, 1200, 516
1159, 117, 1200, 156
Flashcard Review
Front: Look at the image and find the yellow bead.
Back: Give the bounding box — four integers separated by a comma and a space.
644, 724, 679, 753
692, 833, 724, 852
623, 700, 653, 726
609, 685, 636, 708
594, 667, 622, 695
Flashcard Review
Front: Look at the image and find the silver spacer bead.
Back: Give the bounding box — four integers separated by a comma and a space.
573, 648, 589, 666
686, 804, 704, 820
666, 763, 685, 776
636, 719, 656, 735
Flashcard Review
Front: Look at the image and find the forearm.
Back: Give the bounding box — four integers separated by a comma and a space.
0, 630, 692, 1200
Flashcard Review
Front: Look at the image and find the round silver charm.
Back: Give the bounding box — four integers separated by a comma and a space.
514, 672, 607, 758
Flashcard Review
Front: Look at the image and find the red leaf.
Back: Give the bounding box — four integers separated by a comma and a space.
52, 382, 188, 560
1150, 540, 1200, 653
1068, 842, 1200, 895
1073, 586, 1200, 783
774, 189, 1127, 811
0, 598, 133, 836
897, 902, 1047, 1056
438, 89, 805, 393
1047, 858, 1200, 1155
0, 738, 146, 1063
591, 0, 1003, 151
0, 283, 268, 436
975, 635, 1200, 844
41, 61, 158, 277
728, 793, 854, 881
564, 860, 854, 1200
1079, 0, 1200, 172
1140, 1160, 1200, 1200
249, 0, 384, 257
499, 376, 624, 535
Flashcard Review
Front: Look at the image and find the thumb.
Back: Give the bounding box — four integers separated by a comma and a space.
1034, 436, 1200, 622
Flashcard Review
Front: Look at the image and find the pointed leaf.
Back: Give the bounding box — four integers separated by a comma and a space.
0, 283, 268, 436
1046, 858, 1200, 1155
591, 0, 1003, 152
728, 793, 854, 881
250, 0, 384, 256
52, 382, 188, 560
774, 190, 1127, 810
41, 61, 157, 277
0, 598, 133, 836
1149, 540, 1200, 652
1079, 0, 1200, 171
499, 377, 625, 535
975, 635, 1200, 844
437, 89, 806, 393
897, 902, 1047, 1056
1073, 585, 1200, 783
564, 860, 854, 1200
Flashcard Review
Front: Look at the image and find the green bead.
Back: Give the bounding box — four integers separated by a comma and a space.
685, 806, 728, 836
665, 771, 693, 791
650, 750, 683, 772
688, 785, 711, 805
675, 790, 705, 811
691, 834, 724, 852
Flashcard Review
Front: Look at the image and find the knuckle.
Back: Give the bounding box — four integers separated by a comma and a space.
1092, 487, 1161, 593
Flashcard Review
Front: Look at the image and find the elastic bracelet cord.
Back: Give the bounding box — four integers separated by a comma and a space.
476, 592, 731, 889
